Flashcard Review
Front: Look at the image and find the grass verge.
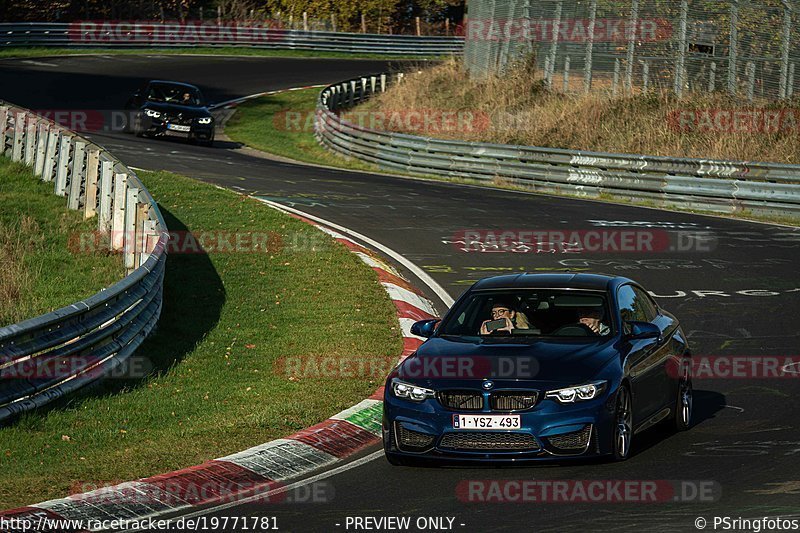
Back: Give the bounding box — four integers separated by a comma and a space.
358, 58, 800, 165
0, 158, 123, 327
0, 169, 400, 509
0, 46, 444, 61
224, 87, 379, 172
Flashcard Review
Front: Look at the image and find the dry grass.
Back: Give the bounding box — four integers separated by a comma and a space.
0, 216, 40, 324
358, 59, 800, 164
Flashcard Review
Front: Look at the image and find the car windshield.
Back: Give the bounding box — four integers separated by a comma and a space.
145, 84, 203, 106
438, 289, 612, 340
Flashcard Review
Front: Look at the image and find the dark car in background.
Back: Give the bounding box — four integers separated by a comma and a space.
383, 273, 693, 465
125, 80, 215, 146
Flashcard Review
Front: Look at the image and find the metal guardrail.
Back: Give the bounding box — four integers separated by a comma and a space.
316, 73, 800, 220
0, 22, 464, 56
0, 103, 167, 423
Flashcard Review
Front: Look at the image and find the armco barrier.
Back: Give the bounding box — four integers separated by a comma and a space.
315, 73, 800, 221
0, 22, 463, 56
0, 102, 167, 423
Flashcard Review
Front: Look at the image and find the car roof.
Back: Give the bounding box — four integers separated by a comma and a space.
470, 273, 629, 292
147, 80, 201, 90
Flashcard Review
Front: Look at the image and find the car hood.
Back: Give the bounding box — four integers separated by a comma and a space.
140, 101, 211, 118
394, 336, 619, 388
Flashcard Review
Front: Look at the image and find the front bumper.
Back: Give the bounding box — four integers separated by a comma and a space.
383, 389, 616, 463
141, 116, 214, 140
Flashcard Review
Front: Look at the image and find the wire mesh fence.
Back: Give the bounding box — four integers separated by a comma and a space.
465, 0, 800, 101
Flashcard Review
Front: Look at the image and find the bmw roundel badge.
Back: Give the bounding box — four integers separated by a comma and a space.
482, 380, 494, 390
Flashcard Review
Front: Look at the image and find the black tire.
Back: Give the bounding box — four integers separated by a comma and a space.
674, 364, 693, 431
612, 386, 633, 461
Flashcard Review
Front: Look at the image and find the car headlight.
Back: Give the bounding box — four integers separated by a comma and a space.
197, 117, 213, 124
144, 108, 161, 118
391, 378, 435, 402
545, 380, 607, 404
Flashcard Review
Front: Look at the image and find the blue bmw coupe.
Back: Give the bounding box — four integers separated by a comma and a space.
383, 273, 693, 465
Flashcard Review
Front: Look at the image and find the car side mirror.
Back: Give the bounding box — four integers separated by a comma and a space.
625, 321, 660, 340
410, 319, 440, 338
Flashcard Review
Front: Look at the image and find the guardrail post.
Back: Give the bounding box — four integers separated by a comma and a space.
349, 80, 356, 107
23, 114, 37, 165
11, 112, 25, 162
67, 140, 86, 210
380, 74, 386, 93
123, 186, 140, 271
361, 77, 368, 99
34, 121, 47, 176
111, 172, 127, 250
42, 129, 58, 182
141, 219, 158, 267
54, 134, 73, 195
98, 159, 114, 232
136, 202, 149, 267
84, 148, 100, 218
371, 75, 376, 94
0, 106, 8, 155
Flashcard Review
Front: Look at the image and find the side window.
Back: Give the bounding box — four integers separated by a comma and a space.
617, 285, 657, 325
633, 287, 659, 321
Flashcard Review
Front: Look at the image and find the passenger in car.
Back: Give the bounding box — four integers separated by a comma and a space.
479, 300, 532, 334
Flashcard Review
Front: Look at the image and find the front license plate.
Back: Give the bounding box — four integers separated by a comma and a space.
167, 124, 191, 132
453, 414, 521, 430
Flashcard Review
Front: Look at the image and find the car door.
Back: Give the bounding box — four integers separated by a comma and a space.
618, 284, 670, 427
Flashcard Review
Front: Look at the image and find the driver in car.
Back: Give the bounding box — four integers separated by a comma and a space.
577, 307, 610, 336
480, 300, 531, 335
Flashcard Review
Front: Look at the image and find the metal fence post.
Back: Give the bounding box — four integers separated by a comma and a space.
641, 61, 650, 92
111, 172, 127, 250
584, 0, 597, 93
67, 140, 86, 210
674, 0, 688, 97
54, 134, 72, 196
779, 0, 792, 99
98, 159, 114, 232
546, 0, 562, 87
84, 149, 100, 218
625, 0, 639, 93
380, 74, 387, 92
612, 59, 620, 97
709, 62, 717, 92
562, 56, 570, 92
728, 0, 739, 96
746, 61, 756, 102
789, 63, 796, 98
11, 112, 25, 162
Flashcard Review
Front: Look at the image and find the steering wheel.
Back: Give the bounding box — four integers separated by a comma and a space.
550, 323, 596, 337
